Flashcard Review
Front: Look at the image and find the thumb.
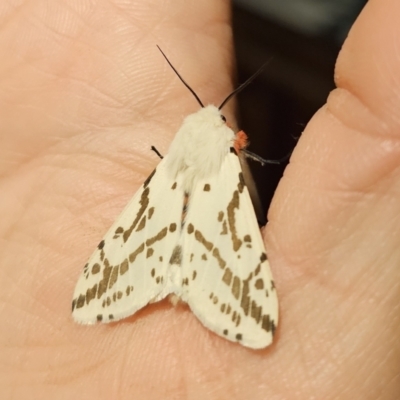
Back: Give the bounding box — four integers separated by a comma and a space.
267, 0, 400, 395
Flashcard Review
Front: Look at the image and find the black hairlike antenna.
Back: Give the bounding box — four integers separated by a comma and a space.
218, 61, 270, 110
157, 45, 204, 108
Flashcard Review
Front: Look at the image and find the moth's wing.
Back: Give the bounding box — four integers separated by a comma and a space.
181, 152, 278, 349
72, 155, 184, 324
238, 153, 266, 226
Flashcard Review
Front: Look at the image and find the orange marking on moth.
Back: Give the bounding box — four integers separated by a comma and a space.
234, 130, 248, 154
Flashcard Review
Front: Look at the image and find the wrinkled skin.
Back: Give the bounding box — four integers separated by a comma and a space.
0, 0, 399, 399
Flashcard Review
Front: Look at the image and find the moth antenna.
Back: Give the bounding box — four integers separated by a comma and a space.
218, 61, 270, 110
157, 45, 204, 108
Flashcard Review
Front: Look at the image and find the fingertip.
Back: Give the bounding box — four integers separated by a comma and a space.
334, 0, 400, 134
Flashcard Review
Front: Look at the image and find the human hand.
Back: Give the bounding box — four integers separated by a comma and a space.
1, 0, 399, 399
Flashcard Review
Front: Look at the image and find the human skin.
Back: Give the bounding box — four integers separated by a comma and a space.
0, 0, 399, 399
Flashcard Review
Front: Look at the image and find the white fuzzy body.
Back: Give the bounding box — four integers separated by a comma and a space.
165, 105, 235, 191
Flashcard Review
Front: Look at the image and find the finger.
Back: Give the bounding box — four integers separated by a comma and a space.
267, 0, 400, 396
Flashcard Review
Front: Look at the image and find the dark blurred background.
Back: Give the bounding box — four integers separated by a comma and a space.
232, 0, 367, 216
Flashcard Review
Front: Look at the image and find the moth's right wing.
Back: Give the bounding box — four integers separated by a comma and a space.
72, 156, 184, 324
179, 152, 278, 349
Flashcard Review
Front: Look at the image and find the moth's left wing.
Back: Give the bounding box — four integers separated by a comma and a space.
72, 156, 184, 324
180, 151, 278, 349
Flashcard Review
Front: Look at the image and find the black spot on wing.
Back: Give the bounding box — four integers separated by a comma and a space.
91, 263, 100, 275
238, 172, 245, 193
169, 245, 182, 265
113, 227, 124, 239
146, 248, 154, 258
169, 223, 177, 232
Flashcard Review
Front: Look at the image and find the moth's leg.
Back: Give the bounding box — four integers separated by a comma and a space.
241, 149, 291, 166
151, 146, 164, 159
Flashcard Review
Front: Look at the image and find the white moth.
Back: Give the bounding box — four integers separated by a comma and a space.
72, 49, 279, 349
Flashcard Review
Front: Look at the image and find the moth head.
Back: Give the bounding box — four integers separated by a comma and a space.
185, 105, 231, 130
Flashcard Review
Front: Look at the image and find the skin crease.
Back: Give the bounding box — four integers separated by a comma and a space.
0, 0, 399, 398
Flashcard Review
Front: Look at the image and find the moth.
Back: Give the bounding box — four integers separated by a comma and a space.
72, 47, 279, 349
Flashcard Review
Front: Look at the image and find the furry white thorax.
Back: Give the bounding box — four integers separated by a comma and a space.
165, 105, 235, 192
